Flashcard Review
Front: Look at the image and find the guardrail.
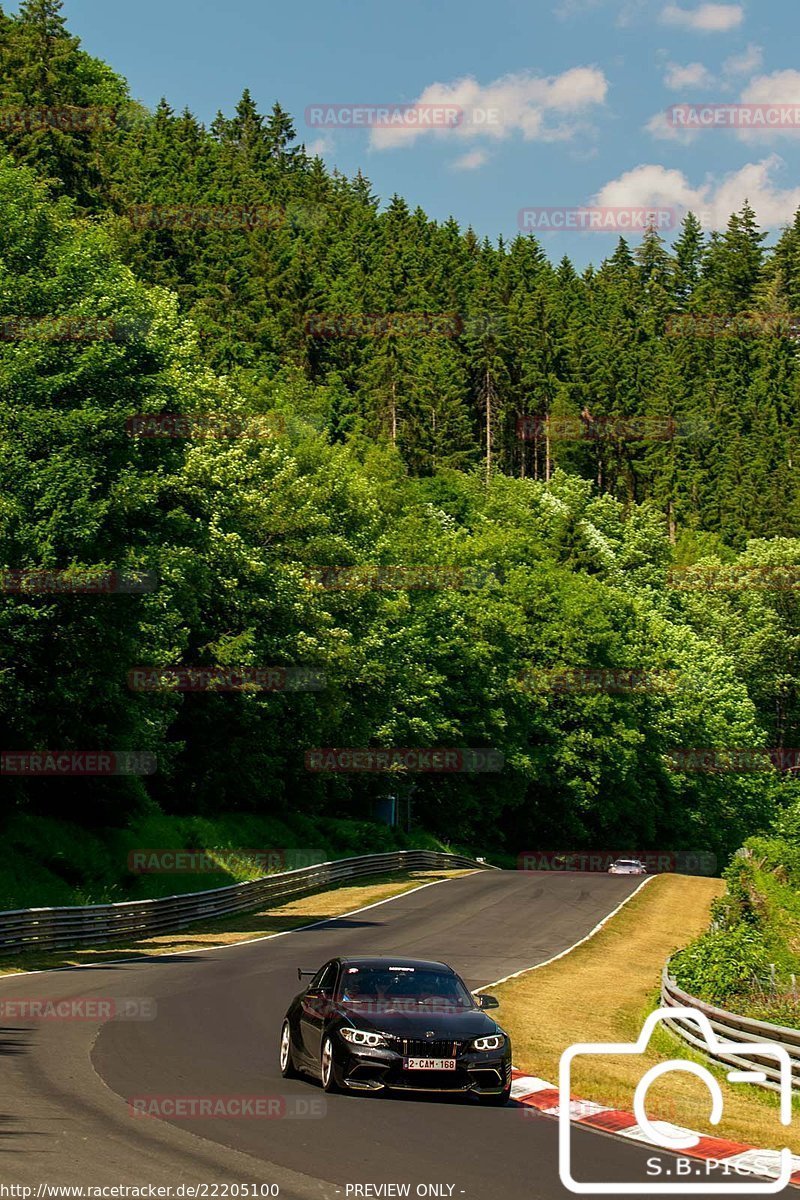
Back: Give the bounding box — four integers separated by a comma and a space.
661, 966, 800, 1092
0, 850, 491, 957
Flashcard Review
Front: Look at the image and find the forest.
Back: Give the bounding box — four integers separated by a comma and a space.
1, 0, 799, 899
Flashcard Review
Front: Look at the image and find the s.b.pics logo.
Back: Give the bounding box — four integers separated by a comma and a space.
559, 1008, 794, 1194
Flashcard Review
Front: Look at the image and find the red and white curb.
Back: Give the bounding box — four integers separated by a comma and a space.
511, 1068, 800, 1188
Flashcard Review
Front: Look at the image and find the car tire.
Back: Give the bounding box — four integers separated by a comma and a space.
279, 1020, 299, 1079
320, 1035, 341, 1093
475, 1082, 512, 1107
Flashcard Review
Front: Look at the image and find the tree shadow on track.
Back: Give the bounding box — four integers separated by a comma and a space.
0, 1026, 34, 1055
0, 1111, 54, 1150
0, 871, 453, 977
322, 1087, 513, 1110
291, 917, 382, 932
0, 951, 212, 974
0, 913, 386, 976
0, 873, 450, 984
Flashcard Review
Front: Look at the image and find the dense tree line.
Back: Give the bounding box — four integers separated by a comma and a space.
1, 1, 799, 867
2, 1, 800, 545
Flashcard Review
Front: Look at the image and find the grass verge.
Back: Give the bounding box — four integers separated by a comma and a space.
0, 810, 456, 908
493, 873, 800, 1153
0, 868, 472, 977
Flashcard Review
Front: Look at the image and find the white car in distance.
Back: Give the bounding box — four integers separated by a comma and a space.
608, 858, 647, 875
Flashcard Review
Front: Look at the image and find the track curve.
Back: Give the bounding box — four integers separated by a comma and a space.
0, 872, 747, 1198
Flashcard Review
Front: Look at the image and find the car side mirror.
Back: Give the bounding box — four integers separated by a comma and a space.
477, 994, 499, 1009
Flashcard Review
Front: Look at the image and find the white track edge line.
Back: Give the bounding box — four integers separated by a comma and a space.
494, 879, 800, 1189
475, 874, 654, 991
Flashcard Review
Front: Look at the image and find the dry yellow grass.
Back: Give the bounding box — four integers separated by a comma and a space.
0, 868, 472, 976
493, 874, 800, 1152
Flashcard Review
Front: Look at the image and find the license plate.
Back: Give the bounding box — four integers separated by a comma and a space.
404, 1057, 456, 1070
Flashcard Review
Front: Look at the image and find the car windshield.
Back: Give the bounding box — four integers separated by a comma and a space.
615, 860, 640, 867
337, 966, 475, 1011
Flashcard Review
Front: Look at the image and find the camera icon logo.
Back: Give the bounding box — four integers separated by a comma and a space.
558, 1006, 793, 1194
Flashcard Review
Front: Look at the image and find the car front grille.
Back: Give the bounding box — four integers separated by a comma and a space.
389, 1038, 467, 1058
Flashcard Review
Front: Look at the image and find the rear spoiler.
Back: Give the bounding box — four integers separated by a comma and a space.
297, 968, 316, 980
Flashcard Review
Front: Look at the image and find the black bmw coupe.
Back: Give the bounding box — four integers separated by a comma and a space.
279, 955, 512, 1104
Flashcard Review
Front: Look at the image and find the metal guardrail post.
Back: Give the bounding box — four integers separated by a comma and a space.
661, 965, 800, 1092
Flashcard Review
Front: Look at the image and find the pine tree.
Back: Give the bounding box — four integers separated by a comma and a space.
0, 0, 126, 206
265, 101, 298, 161
672, 212, 705, 307
399, 341, 475, 474
699, 202, 766, 311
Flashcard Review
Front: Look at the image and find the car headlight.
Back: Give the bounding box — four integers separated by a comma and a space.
471, 1034, 505, 1051
339, 1027, 387, 1048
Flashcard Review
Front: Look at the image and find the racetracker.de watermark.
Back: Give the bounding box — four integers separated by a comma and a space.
126, 413, 284, 438
518, 667, 677, 694
666, 312, 800, 338
517, 851, 717, 874
0, 569, 157, 594
516, 415, 705, 441
127, 666, 325, 692
518, 207, 677, 232
304, 312, 463, 338
667, 748, 800, 774
129, 1095, 326, 1119
303, 565, 492, 591
0, 997, 156, 1020
305, 748, 504, 772
0, 315, 142, 342
127, 203, 285, 231
667, 564, 800, 591
127, 848, 324, 873
305, 103, 483, 129
518, 1093, 686, 1125
1, 751, 157, 776
0, 105, 116, 132
667, 103, 800, 129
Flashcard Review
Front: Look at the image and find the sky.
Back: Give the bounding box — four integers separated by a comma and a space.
19, 0, 800, 265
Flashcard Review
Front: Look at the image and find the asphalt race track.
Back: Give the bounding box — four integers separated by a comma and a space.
0, 871, 778, 1198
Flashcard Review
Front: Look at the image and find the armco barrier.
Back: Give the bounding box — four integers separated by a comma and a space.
661, 966, 800, 1092
0, 850, 491, 956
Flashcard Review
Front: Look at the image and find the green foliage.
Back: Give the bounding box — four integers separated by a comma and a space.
671, 926, 770, 1004
0, 809, 447, 908
672, 835, 800, 1019
1, 4, 799, 543
1, 7, 800, 912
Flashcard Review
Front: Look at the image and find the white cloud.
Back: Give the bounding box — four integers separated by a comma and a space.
615, 1, 650, 26
451, 149, 489, 170
742, 67, 800, 103
595, 162, 704, 212
553, 0, 603, 17
368, 68, 609, 150
655, 44, 761, 102
664, 61, 715, 88
648, 61, 800, 145
735, 69, 800, 139
594, 154, 800, 229
644, 108, 700, 141
305, 136, 333, 156
723, 43, 763, 77
660, 3, 744, 32
553, 0, 647, 24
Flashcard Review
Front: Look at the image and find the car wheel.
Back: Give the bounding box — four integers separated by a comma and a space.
475, 1082, 512, 1107
320, 1035, 341, 1093
279, 1020, 299, 1079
